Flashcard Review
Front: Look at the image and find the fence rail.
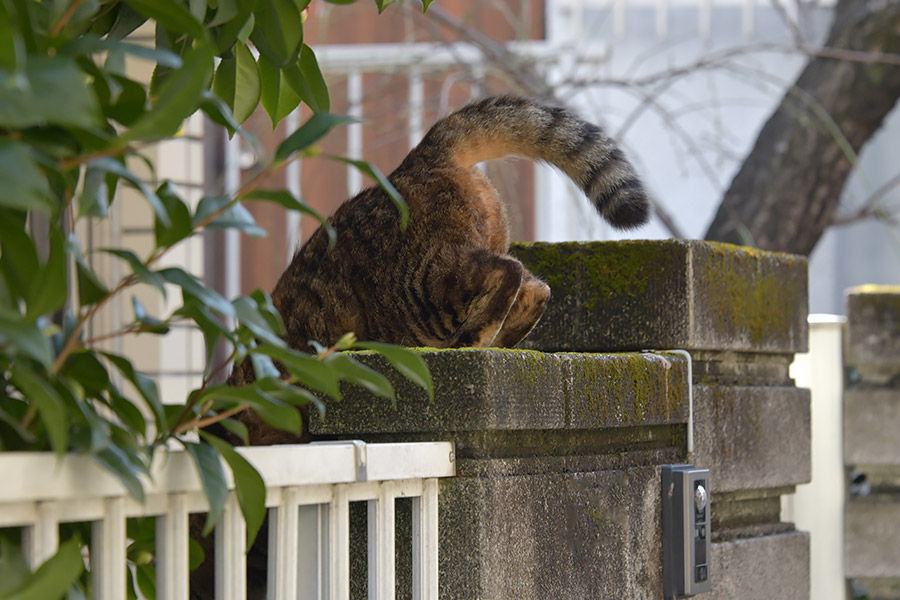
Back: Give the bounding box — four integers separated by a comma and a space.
0, 440, 456, 600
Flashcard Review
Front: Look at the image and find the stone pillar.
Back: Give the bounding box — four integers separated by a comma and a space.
311, 240, 810, 599
512, 240, 811, 599
844, 286, 900, 600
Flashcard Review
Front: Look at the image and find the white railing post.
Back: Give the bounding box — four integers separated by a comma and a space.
412, 479, 439, 600
329, 483, 351, 600
92, 496, 126, 600
22, 501, 59, 570
297, 502, 328, 599
270, 486, 301, 599
216, 494, 247, 600
157, 492, 190, 600
368, 482, 397, 600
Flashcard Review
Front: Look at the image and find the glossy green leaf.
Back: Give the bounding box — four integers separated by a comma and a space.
298, 44, 329, 112
330, 156, 408, 228
121, 44, 214, 142
0, 57, 103, 129
248, 289, 285, 336
250, 352, 281, 379
201, 431, 266, 546
77, 166, 110, 218
243, 189, 336, 246
134, 562, 155, 600
94, 444, 146, 502
0, 216, 39, 300
62, 351, 110, 393
153, 182, 193, 248
218, 417, 249, 446
89, 157, 170, 227
213, 42, 260, 125
103, 352, 165, 433
131, 296, 168, 333
62, 34, 182, 68
212, 0, 254, 53
275, 112, 357, 163
185, 441, 228, 535
75, 255, 109, 307
209, 0, 239, 27
0, 308, 53, 367
250, 0, 305, 68
217, 203, 267, 237
233, 297, 284, 346
0, 536, 30, 595
189, 0, 206, 20
420, 0, 434, 12
10, 366, 68, 454
327, 354, 395, 400
355, 342, 433, 401
0, 141, 53, 213
109, 391, 147, 437
103, 249, 167, 298
26, 228, 66, 320
258, 57, 300, 129
255, 343, 341, 399
121, 0, 207, 39
374, 0, 395, 13
5, 538, 84, 600
159, 267, 236, 318
106, 74, 148, 126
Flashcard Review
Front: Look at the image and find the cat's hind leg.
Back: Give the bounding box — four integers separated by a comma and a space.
492, 269, 550, 347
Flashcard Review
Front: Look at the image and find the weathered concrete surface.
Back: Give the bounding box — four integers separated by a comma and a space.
511, 240, 808, 354
709, 531, 810, 599
854, 578, 900, 600
845, 388, 900, 465
693, 385, 811, 493
438, 465, 664, 600
846, 497, 900, 577
311, 349, 688, 435
845, 285, 900, 376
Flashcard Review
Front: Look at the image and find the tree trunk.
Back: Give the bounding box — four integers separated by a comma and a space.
704, 0, 900, 255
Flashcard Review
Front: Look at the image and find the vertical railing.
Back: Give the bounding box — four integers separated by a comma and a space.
0, 441, 455, 600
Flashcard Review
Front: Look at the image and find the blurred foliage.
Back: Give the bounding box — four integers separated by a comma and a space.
0, 0, 433, 597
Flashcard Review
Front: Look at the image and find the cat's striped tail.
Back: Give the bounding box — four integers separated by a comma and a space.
404, 95, 650, 229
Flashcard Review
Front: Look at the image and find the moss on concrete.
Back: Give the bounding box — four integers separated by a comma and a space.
698, 242, 800, 347
311, 347, 689, 435
511, 240, 807, 354
846, 286, 900, 373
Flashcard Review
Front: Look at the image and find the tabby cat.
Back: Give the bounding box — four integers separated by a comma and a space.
228, 94, 649, 388
191, 95, 651, 600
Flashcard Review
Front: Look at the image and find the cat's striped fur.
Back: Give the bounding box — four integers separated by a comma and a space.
231, 95, 648, 390
228, 96, 648, 395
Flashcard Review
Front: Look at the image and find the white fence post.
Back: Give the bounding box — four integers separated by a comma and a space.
412, 479, 439, 600
157, 492, 190, 600
22, 501, 59, 570
368, 482, 397, 600
92, 496, 126, 600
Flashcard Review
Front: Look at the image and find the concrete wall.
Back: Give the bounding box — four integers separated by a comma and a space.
844, 286, 900, 600
311, 240, 811, 599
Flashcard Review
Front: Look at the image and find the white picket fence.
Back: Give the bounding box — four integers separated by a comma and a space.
0, 440, 456, 600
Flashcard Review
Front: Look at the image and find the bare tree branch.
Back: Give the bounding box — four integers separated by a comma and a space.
705, 0, 900, 254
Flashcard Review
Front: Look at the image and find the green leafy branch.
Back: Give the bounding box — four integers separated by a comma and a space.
0, 0, 434, 597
